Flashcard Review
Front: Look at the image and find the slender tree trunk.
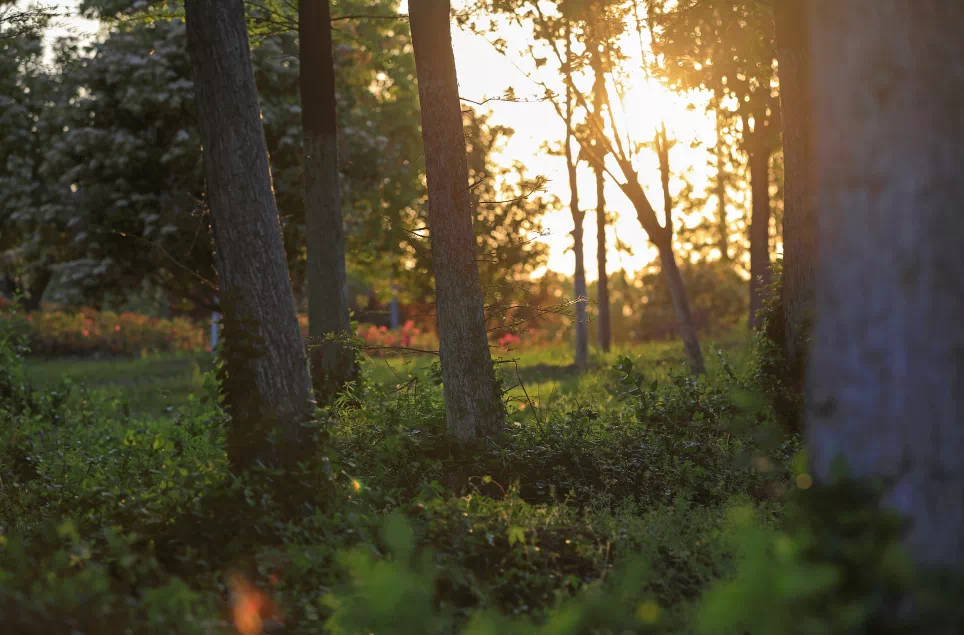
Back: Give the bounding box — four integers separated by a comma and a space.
184, 0, 315, 471
774, 0, 815, 371
747, 135, 772, 329
590, 49, 611, 352
566, 131, 589, 370
409, 0, 503, 442
299, 0, 358, 404
594, 167, 611, 352
807, 0, 964, 573
715, 112, 729, 262
657, 239, 705, 375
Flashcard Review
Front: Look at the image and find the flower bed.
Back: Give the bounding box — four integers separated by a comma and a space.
1, 303, 206, 357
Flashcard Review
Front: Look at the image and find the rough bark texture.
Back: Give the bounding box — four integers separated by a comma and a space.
774, 0, 815, 369
747, 134, 772, 330
409, 0, 503, 442
807, 0, 964, 571
185, 0, 315, 471
299, 0, 358, 404
566, 129, 589, 370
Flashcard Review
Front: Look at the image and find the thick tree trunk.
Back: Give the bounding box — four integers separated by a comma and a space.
409, 0, 503, 442
747, 140, 772, 329
774, 0, 815, 370
807, 0, 964, 572
185, 0, 315, 471
299, 0, 358, 404
656, 239, 705, 375
22, 265, 51, 312
594, 167, 611, 352
566, 133, 589, 370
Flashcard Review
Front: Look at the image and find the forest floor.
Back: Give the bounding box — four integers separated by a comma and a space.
3, 330, 800, 634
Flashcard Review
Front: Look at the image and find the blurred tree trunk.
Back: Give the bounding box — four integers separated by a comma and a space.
746, 116, 772, 330
654, 124, 705, 375
564, 30, 588, 370
774, 0, 815, 374
715, 112, 729, 262
590, 48, 611, 352
807, 0, 964, 572
565, 96, 589, 369
409, 0, 503, 442
185, 0, 316, 471
299, 0, 358, 404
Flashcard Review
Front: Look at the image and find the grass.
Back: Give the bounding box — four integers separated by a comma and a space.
22, 330, 754, 418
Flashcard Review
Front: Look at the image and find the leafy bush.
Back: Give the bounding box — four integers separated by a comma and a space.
0, 303, 206, 357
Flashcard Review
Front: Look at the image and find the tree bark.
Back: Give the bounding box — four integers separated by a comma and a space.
566, 129, 589, 370
747, 131, 772, 330
299, 0, 358, 404
184, 0, 315, 471
807, 0, 964, 572
594, 167, 611, 352
590, 48, 611, 352
657, 240, 705, 376
715, 112, 729, 262
409, 0, 503, 442
774, 0, 815, 370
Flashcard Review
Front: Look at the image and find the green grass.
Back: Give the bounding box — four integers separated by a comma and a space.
24, 352, 215, 416
22, 331, 754, 417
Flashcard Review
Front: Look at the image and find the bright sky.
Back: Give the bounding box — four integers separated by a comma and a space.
31, 0, 725, 281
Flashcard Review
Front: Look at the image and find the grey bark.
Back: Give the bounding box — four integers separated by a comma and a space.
591, 49, 611, 352
299, 0, 358, 404
564, 32, 588, 370
566, 127, 589, 370
409, 0, 503, 442
715, 112, 729, 262
807, 0, 964, 571
747, 127, 772, 330
652, 126, 706, 375
774, 0, 816, 369
184, 0, 315, 471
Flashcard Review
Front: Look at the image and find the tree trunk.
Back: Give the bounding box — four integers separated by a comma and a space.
774, 0, 816, 371
807, 0, 964, 573
184, 0, 315, 471
715, 112, 729, 262
299, 0, 358, 404
656, 238, 705, 375
409, 0, 503, 442
590, 48, 611, 352
22, 265, 51, 312
566, 132, 589, 370
747, 136, 772, 329
595, 166, 611, 352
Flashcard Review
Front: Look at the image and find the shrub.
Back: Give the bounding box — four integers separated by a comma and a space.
0, 305, 206, 357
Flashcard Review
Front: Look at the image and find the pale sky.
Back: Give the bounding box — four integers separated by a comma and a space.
27, 0, 727, 281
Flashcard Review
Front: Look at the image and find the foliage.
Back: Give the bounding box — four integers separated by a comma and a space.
1, 302, 205, 357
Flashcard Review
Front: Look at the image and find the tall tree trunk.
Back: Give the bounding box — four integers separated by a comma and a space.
185, 0, 315, 471
807, 0, 964, 573
299, 0, 358, 404
747, 132, 772, 330
715, 112, 729, 262
409, 0, 503, 442
654, 124, 705, 375
657, 239, 705, 375
594, 167, 611, 352
566, 130, 589, 370
774, 0, 815, 372
590, 48, 611, 352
